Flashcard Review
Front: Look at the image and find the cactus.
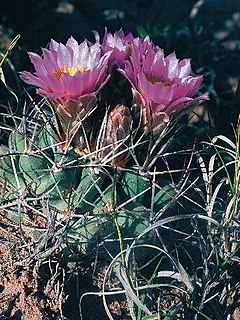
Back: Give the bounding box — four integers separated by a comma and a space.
0, 80, 178, 265
0, 105, 176, 262
0, 31, 207, 265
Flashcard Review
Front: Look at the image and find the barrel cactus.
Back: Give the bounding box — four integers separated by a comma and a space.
0, 30, 207, 264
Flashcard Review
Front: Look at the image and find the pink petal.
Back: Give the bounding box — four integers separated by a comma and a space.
37, 88, 62, 99
177, 59, 192, 77
56, 43, 72, 67
49, 39, 59, 52
66, 36, 79, 52
19, 71, 46, 88
28, 53, 48, 77
167, 94, 209, 114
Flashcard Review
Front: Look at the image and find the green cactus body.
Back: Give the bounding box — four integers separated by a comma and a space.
115, 209, 150, 239
153, 181, 176, 212
73, 167, 106, 212
92, 180, 151, 242
92, 183, 114, 213
19, 154, 52, 182
0, 119, 175, 264
35, 166, 80, 211
64, 175, 152, 259
28, 151, 80, 211
9, 128, 55, 154
65, 215, 111, 257
35, 149, 80, 194
62, 184, 112, 259
2, 129, 82, 211
0, 145, 26, 190
117, 171, 151, 210
64, 211, 151, 259
8, 130, 27, 153
9, 129, 54, 185
1, 126, 175, 261
36, 129, 55, 151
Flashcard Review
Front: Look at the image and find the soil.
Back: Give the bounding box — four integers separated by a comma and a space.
0, 216, 63, 319
0, 214, 132, 320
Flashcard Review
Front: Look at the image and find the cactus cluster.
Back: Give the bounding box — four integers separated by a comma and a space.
0, 104, 175, 258
0, 30, 207, 261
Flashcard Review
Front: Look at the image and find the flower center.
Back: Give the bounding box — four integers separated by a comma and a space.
52, 66, 87, 80
145, 74, 172, 86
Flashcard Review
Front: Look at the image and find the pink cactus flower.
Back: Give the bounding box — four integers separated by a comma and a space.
94, 28, 135, 67
20, 36, 111, 101
119, 40, 208, 114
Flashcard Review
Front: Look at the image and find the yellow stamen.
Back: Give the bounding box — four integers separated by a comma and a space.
52, 66, 87, 80
146, 74, 172, 86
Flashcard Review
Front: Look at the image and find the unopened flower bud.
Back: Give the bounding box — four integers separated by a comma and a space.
99, 104, 132, 166
51, 96, 97, 151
